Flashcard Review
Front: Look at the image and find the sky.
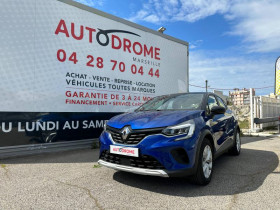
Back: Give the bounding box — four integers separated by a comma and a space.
74, 0, 280, 96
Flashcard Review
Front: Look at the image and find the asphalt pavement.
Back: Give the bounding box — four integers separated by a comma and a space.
0, 136, 280, 210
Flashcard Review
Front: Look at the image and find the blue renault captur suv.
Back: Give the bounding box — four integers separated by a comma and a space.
98, 92, 241, 185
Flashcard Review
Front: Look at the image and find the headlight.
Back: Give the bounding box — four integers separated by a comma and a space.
162, 119, 195, 140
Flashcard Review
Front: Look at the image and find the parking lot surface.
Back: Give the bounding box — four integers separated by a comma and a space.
0, 136, 280, 210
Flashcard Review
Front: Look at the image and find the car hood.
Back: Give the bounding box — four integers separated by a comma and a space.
107, 110, 203, 129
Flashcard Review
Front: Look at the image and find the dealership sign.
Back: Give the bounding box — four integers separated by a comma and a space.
0, 0, 188, 147
0, 0, 188, 113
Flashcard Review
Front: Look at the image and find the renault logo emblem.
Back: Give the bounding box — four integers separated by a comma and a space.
121, 126, 131, 140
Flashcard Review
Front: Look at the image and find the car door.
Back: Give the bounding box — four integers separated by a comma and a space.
216, 96, 235, 145
206, 95, 228, 152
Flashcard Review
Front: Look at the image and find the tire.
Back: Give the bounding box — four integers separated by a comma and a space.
191, 138, 214, 185
229, 129, 241, 156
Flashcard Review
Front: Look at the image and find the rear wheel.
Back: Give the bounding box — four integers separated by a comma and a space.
191, 138, 214, 185
229, 130, 241, 155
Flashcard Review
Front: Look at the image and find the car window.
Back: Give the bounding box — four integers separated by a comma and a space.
217, 97, 226, 109
206, 95, 219, 114
136, 93, 204, 111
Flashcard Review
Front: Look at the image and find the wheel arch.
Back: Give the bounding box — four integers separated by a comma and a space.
193, 129, 215, 172
236, 125, 241, 133
204, 133, 215, 153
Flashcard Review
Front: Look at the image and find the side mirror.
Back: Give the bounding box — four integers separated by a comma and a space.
210, 106, 226, 115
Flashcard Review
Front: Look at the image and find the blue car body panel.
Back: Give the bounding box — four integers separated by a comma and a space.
107, 110, 202, 129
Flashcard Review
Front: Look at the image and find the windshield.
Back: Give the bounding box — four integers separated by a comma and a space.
136, 93, 204, 111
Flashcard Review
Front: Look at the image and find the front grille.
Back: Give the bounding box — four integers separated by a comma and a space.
100, 150, 165, 169
107, 126, 163, 145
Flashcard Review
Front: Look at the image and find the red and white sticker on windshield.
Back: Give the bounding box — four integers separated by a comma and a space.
110, 145, 139, 157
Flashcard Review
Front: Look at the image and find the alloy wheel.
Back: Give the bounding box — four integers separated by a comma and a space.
202, 145, 213, 179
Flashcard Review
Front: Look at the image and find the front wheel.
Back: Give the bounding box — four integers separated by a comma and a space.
229, 130, 241, 156
191, 138, 214, 185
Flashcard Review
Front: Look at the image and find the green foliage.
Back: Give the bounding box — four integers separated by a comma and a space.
93, 164, 102, 168
239, 119, 249, 129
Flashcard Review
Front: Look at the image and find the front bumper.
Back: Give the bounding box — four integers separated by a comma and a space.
99, 130, 200, 176
98, 159, 169, 177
